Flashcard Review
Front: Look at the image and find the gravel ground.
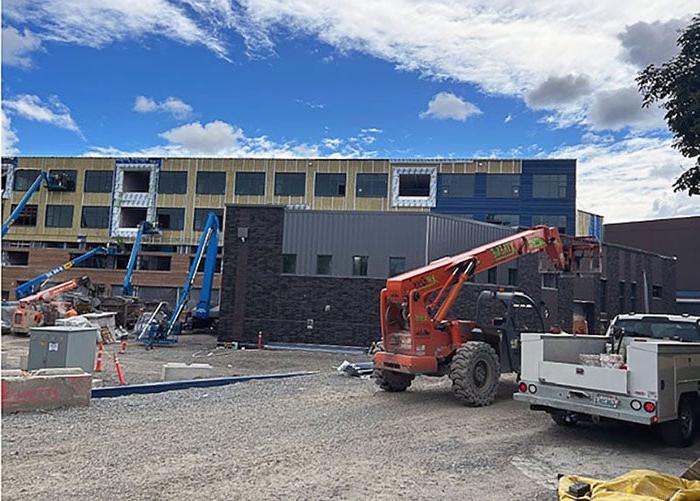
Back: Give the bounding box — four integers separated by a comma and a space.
2, 339, 699, 500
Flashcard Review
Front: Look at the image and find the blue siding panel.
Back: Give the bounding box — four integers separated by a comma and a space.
433, 159, 577, 235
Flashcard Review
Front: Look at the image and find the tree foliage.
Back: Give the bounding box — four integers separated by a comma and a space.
637, 14, 700, 196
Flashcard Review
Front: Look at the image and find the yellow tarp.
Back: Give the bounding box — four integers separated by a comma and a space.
558, 469, 700, 501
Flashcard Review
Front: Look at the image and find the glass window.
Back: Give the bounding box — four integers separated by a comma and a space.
508, 268, 518, 286
235, 172, 266, 196
123, 171, 151, 192
157, 208, 185, 230
315, 173, 346, 197
356, 173, 387, 198
13, 169, 40, 191
5, 250, 29, 265
282, 254, 297, 274
630, 282, 637, 310
619, 282, 626, 313
158, 171, 188, 194
486, 214, 520, 227
398, 174, 430, 197
193, 208, 223, 231
542, 273, 558, 289
139, 255, 172, 271
486, 174, 520, 198
196, 172, 226, 194
613, 319, 700, 342
48, 170, 77, 191
652, 285, 663, 299
600, 279, 607, 312
389, 257, 406, 277
532, 215, 567, 234
352, 256, 368, 276
81, 206, 110, 228
487, 268, 497, 284
316, 255, 332, 275
84, 170, 113, 192
10, 204, 38, 226
440, 174, 475, 197
533, 174, 567, 199
45, 205, 74, 228
275, 173, 306, 196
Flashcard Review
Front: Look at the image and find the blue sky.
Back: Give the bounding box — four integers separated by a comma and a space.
2, 1, 699, 222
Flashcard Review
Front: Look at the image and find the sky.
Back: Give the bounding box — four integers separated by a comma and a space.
1, 0, 699, 223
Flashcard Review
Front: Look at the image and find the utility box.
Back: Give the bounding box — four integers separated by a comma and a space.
27, 326, 98, 373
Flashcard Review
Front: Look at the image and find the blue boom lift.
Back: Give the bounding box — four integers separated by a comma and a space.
138, 211, 219, 347
2, 171, 72, 237
122, 221, 160, 297
15, 244, 118, 300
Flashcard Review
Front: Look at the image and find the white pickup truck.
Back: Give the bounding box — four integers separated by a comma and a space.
514, 314, 700, 447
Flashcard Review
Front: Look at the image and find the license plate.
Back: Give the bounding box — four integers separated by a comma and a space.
594, 395, 619, 409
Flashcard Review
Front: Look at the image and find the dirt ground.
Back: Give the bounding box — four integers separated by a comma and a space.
2, 334, 699, 500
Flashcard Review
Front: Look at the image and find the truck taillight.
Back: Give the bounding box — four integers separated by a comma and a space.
528, 384, 537, 394
643, 401, 656, 413
518, 382, 527, 393
630, 400, 642, 411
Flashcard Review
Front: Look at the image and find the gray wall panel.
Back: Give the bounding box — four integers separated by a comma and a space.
283, 210, 428, 277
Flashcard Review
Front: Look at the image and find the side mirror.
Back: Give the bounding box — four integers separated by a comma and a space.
493, 317, 506, 327
542, 306, 551, 319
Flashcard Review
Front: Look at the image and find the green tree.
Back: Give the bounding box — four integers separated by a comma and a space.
637, 15, 700, 196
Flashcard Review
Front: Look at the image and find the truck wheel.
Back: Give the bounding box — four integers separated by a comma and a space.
550, 410, 578, 427
373, 369, 414, 392
449, 341, 500, 406
660, 398, 696, 447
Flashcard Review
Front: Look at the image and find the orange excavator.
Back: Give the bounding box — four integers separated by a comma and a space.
10, 276, 91, 335
372, 225, 600, 406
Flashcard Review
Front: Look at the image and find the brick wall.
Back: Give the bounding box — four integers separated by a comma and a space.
218, 205, 677, 346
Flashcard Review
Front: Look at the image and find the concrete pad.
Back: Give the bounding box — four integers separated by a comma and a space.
162, 363, 214, 382
19, 355, 27, 371
2, 371, 91, 414
1, 351, 7, 367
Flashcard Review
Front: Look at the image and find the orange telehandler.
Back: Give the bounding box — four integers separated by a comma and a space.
10, 276, 91, 335
372, 225, 600, 406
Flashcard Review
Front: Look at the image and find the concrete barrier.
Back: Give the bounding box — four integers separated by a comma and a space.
2, 369, 91, 414
162, 363, 215, 382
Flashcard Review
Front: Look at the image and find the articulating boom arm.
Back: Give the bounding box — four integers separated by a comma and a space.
382, 226, 600, 330
19, 276, 90, 304
15, 244, 117, 299
122, 221, 160, 297
2, 172, 71, 237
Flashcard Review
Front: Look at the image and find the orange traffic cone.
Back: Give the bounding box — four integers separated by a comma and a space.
118, 339, 128, 354
114, 355, 126, 386
94, 349, 103, 373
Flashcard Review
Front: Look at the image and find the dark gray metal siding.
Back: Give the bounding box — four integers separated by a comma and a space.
282, 210, 516, 280
283, 211, 428, 277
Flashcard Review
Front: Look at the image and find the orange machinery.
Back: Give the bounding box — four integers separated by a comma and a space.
10, 276, 90, 335
373, 226, 600, 405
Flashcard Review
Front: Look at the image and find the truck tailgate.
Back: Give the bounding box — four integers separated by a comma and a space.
539, 361, 628, 394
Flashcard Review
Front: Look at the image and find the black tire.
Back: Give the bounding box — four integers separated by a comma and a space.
660, 398, 696, 447
449, 341, 500, 406
550, 410, 578, 427
373, 369, 414, 392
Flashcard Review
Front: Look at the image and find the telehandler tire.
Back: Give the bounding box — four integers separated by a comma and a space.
449, 341, 500, 406
373, 369, 414, 392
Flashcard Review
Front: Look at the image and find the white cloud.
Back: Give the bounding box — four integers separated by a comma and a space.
420, 92, 481, 121
133, 96, 193, 119
551, 136, 700, 223
85, 120, 378, 159
587, 87, 665, 131
504, 114, 513, 123
2, 25, 42, 68
3, 94, 83, 138
525, 74, 592, 109
618, 18, 686, 68
296, 99, 325, 109
1, 110, 19, 155
3, 0, 231, 59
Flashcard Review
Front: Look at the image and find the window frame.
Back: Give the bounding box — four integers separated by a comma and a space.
282, 254, 297, 274
193, 208, 224, 231
274, 172, 306, 197
10, 204, 38, 226
196, 171, 226, 195
389, 256, 406, 277
158, 171, 188, 194
12, 169, 40, 191
235, 171, 266, 196
356, 173, 388, 198
485, 174, 520, 198
532, 174, 568, 199
316, 254, 333, 275
352, 255, 368, 276
80, 206, 111, 229
156, 207, 186, 231
45, 204, 74, 228
84, 170, 114, 193
314, 173, 347, 197
440, 174, 475, 198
